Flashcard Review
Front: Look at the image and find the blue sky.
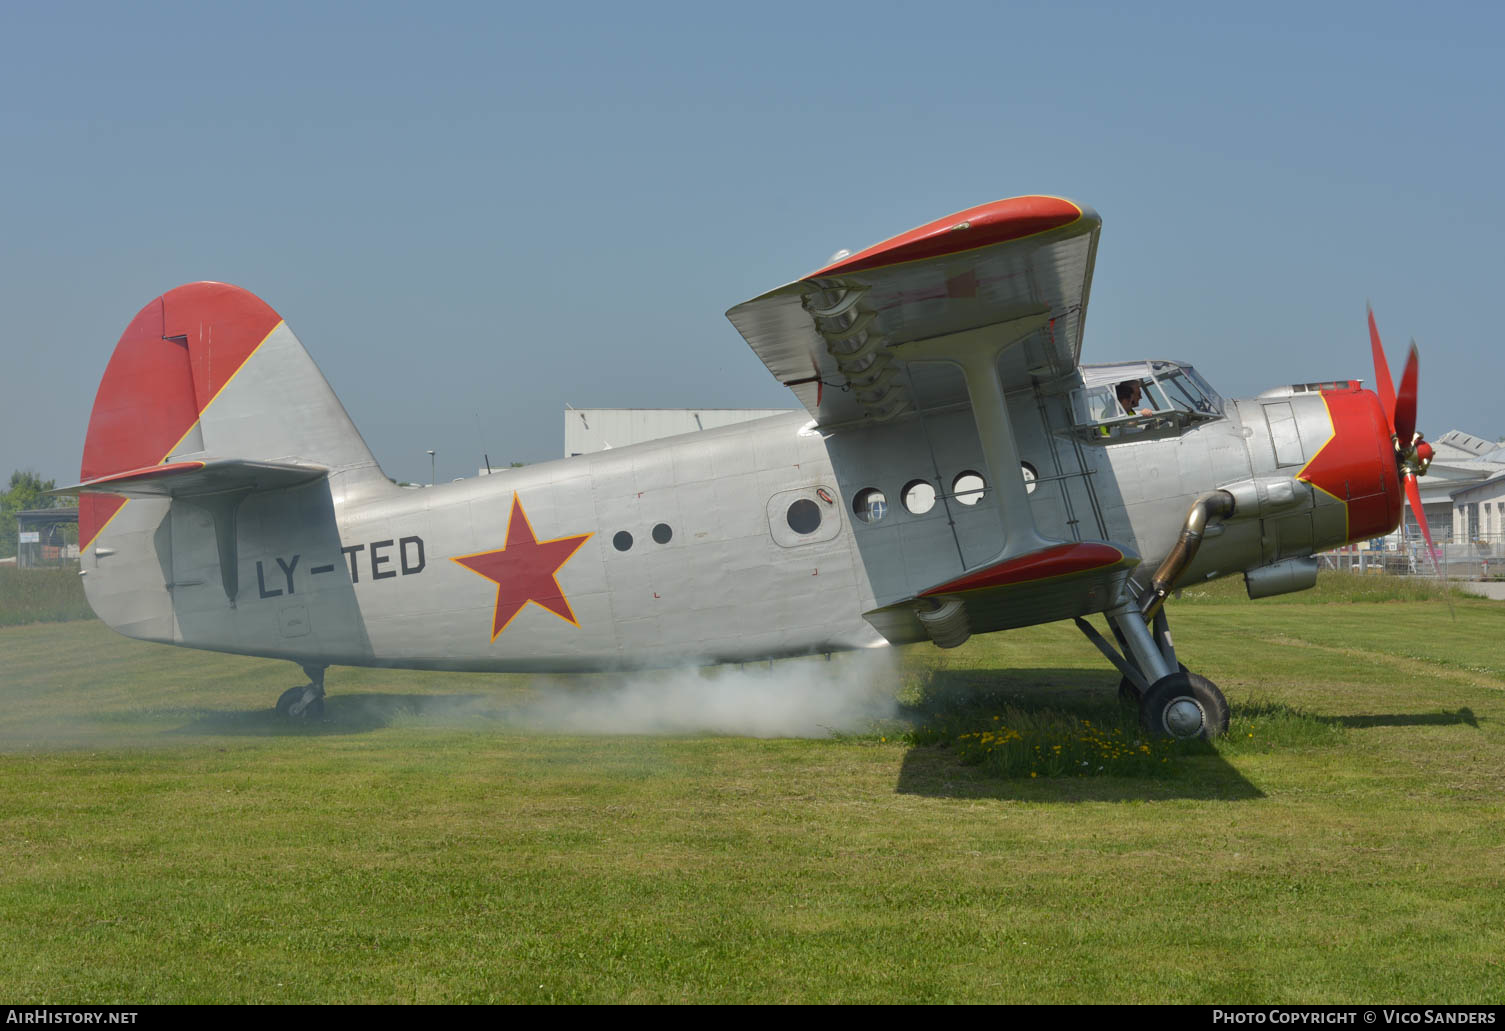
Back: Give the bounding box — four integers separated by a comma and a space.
3, 1, 1500, 485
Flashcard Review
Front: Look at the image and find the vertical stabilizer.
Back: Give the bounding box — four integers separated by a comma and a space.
80, 281, 386, 550
79, 282, 389, 644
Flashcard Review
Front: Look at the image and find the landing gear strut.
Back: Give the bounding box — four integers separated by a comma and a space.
275, 664, 327, 720
1074, 604, 1228, 741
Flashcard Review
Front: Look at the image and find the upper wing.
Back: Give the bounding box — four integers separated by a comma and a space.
726, 195, 1100, 426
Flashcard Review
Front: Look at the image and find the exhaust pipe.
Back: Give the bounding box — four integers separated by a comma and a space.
1137, 490, 1236, 620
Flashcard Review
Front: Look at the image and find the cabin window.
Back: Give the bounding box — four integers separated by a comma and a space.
853, 488, 888, 523
786, 499, 821, 535
767, 486, 843, 548
902, 480, 937, 515
952, 472, 986, 506
652, 523, 673, 544
613, 531, 633, 552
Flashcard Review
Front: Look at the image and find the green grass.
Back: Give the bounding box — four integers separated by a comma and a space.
1176, 569, 1470, 604
0, 566, 91, 626
0, 578, 1502, 1002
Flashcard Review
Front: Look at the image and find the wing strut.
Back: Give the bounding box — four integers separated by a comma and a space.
892, 310, 1057, 559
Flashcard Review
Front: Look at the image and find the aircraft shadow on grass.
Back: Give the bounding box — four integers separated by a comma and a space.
891, 668, 1485, 803
893, 666, 1267, 802
170, 692, 504, 737
1318, 709, 1479, 729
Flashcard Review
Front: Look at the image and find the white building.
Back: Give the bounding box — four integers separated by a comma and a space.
1452, 472, 1505, 550
1392, 430, 1505, 544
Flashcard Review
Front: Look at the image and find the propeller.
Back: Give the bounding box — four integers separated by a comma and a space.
1368, 306, 1450, 614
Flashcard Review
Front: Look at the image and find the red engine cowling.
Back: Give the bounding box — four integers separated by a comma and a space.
1298, 385, 1404, 547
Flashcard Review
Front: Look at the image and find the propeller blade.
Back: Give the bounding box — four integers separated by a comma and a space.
1368, 304, 1397, 429
1405, 474, 1454, 618
1394, 340, 1420, 448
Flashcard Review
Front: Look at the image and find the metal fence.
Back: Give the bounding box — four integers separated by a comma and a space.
13, 508, 80, 569
1322, 532, 1504, 580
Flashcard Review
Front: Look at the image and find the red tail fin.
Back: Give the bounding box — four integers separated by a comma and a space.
80, 282, 281, 547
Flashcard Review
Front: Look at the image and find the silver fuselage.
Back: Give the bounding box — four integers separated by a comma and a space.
85, 384, 1360, 672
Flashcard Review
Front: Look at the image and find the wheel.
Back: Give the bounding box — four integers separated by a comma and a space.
1139, 671, 1229, 740
1118, 662, 1186, 707
276, 684, 325, 720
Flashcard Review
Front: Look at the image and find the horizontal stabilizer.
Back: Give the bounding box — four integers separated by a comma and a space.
54, 458, 328, 499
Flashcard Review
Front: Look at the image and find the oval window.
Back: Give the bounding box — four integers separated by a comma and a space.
902, 479, 936, 515
786, 499, 821, 535
613, 531, 633, 552
852, 488, 887, 524
652, 523, 672, 544
952, 471, 986, 506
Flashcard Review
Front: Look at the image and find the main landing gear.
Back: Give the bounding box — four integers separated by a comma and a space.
1074, 604, 1229, 740
275, 664, 327, 720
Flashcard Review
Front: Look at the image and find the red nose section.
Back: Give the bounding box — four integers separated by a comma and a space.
1298, 386, 1404, 544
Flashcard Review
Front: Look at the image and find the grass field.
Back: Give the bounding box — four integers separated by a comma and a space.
0, 567, 94, 627
0, 574, 1501, 1003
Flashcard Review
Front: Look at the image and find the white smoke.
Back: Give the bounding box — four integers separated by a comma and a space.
504, 648, 899, 738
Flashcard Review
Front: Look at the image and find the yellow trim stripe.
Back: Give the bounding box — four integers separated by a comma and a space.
1292, 394, 1349, 541
159, 319, 285, 460
80, 319, 286, 550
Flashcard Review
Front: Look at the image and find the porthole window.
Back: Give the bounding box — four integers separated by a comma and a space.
613, 531, 633, 552
902, 479, 936, 515
953, 471, 986, 506
853, 488, 888, 523
786, 499, 821, 535
1021, 461, 1039, 495
652, 522, 672, 544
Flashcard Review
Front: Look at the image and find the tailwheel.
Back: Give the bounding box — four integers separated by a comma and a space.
275, 685, 324, 720
1139, 671, 1229, 740
275, 664, 327, 720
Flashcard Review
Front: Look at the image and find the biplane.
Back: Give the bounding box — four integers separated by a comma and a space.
62, 196, 1435, 739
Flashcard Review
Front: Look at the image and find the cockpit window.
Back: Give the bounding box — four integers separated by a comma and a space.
1071, 360, 1224, 442
1154, 365, 1219, 415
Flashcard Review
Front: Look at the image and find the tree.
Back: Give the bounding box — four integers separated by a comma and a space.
1, 470, 62, 559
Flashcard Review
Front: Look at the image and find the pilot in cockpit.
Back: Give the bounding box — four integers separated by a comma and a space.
1116, 379, 1153, 417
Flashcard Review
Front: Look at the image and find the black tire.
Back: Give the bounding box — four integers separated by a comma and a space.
276, 685, 324, 720
1139, 671, 1229, 740
1118, 662, 1186, 707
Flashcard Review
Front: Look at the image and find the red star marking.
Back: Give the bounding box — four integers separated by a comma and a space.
451, 494, 593, 640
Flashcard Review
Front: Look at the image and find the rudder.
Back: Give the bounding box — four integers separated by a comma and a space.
80, 281, 385, 549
